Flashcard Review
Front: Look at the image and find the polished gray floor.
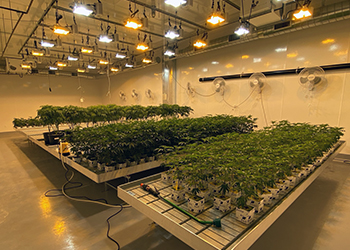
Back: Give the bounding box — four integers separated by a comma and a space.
0, 132, 349, 250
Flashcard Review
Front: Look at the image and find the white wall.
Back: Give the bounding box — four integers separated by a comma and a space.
0, 74, 103, 132
176, 19, 350, 154
101, 64, 163, 106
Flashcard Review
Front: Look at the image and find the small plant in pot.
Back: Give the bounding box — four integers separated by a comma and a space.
213, 182, 232, 213
170, 178, 186, 202
235, 195, 255, 224
187, 187, 205, 214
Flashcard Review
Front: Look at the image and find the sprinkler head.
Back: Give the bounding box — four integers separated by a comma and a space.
212, 218, 221, 227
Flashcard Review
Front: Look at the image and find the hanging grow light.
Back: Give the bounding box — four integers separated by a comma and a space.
68, 55, 79, 61
164, 48, 175, 57
77, 68, 86, 73
53, 25, 70, 35
136, 43, 149, 51
57, 61, 67, 67
165, 0, 187, 8
207, 13, 225, 25
234, 23, 250, 36
116, 52, 126, 59
99, 34, 113, 43
110, 67, 119, 72
32, 50, 44, 56
125, 62, 134, 68
81, 47, 93, 54
142, 57, 152, 64
41, 40, 55, 48
125, 18, 143, 29
88, 64, 97, 69
99, 59, 109, 65
21, 63, 31, 69
164, 29, 180, 39
193, 39, 207, 48
293, 7, 312, 19
73, 4, 94, 16
49, 66, 58, 70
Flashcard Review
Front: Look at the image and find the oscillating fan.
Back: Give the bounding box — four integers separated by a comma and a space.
120, 91, 126, 100
187, 82, 195, 97
249, 72, 266, 93
213, 77, 226, 95
145, 89, 153, 99
131, 89, 138, 98
299, 66, 326, 91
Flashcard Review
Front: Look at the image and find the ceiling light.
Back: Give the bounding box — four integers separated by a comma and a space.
293, 7, 312, 20
32, 50, 44, 56
142, 57, 152, 64
81, 47, 93, 54
21, 63, 31, 69
88, 64, 96, 69
125, 18, 143, 29
99, 34, 113, 43
68, 55, 79, 61
116, 52, 126, 59
125, 62, 134, 68
73, 4, 94, 16
207, 13, 225, 25
164, 29, 180, 39
110, 67, 119, 72
77, 68, 86, 73
41, 40, 55, 48
57, 62, 67, 67
49, 66, 58, 70
99, 59, 109, 65
165, 0, 187, 8
164, 48, 175, 57
193, 39, 207, 49
53, 25, 70, 35
136, 43, 149, 51
234, 23, 250, 36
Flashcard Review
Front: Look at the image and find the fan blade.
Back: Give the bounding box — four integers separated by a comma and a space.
311, 77, 322, 85
300, 77, 308, 84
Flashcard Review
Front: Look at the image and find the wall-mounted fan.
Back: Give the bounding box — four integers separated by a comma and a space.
299, 66, 326, 91
187, 82, 195, 97
131, 89, 138, 98
249, 72, 266, 93
145, 89, 153, 99
213, 77, 225, 95
120, 91, 126, 100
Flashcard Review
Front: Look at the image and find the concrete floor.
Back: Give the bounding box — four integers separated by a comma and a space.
0, 131, 349, 250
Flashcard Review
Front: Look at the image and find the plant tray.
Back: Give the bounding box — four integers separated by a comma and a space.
118, 141, 345, 250
19, 128, 163, 183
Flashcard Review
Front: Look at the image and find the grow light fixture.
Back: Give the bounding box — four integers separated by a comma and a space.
193, 39, 207, 49
164, 29, 180, 39
53, 25, 70, 35
99, 34, 113, 43
77, 68, 86, 73
81, 47, 93, 54
116, 52, 126, 59
164, 48, 175, 57
68, 55, 79, 61
207, 13, 225, 25
21, 63, 31, 69
32, 50, 44, 56
73, 4, 94, 16
142, 57, 152, 64
57, 61, 67, 67
234, 22, 250, 36
87, 64, 96, 69
125, 18, 142, 30
125, 62, 134, 68
49, 66, 58, 70
41, 40, 55, 48
165, 0, 187, 8
293, 7, 312, 19
99, 59, 109, 65
110, 67, 119, 72
136, 43, 149, 51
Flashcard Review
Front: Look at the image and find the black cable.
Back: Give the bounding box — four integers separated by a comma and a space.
107, 206, 124, 250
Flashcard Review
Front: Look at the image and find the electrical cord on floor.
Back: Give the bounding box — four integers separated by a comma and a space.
107, 206, 124, 250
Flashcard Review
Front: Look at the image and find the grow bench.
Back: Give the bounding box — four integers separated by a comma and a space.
19, 128, 163, 183
118, 141, 345, 250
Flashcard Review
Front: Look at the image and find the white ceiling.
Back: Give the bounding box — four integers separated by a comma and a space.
0, 0, 348, 76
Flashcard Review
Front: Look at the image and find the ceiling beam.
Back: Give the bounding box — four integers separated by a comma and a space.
223, 0, 240, 11
128, 0, 209, 30
52, 5, 165, 38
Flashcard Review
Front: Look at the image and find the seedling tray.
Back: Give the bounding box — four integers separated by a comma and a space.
118, 141, 345, 250
19, 128, 162, 183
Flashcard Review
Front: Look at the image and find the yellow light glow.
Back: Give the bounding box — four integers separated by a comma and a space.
136, 43, 149, 51
241, 55, 249, 59
142, 58, 152, 64
53, 218, 66, 236
207, 13, 225, 25
322, 38, 335, 44
110, 67, 119, 72
334, 50, 347, 56
32, 51, 44, 56
188, 67, 194, 70
287, 52, 298, 58
293, 7, 312, 20
57, 62, 67, 67
193, 40, 207, 48
99, 59, 109, 65
53, 25, 70, 35
39, 195, 51, 218
21, 63, 31, 69
81, 47, 93, 54
125, 19, 143, 29
77, 68, 86, 73
225, 63, 234, 68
